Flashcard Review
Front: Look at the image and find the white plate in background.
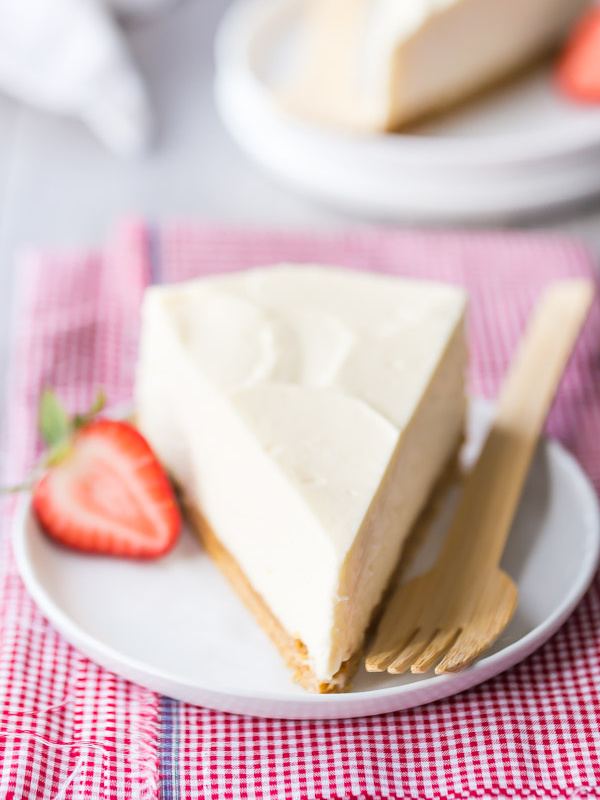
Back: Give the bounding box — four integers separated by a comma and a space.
12, 399, 600, 719
214, 0, 600, 223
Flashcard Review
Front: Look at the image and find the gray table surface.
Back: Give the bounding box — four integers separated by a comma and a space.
1, 0, 600, 431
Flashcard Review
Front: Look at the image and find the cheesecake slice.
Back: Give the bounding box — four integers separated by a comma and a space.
135, 265, 467, 692
283, 0, 587, 132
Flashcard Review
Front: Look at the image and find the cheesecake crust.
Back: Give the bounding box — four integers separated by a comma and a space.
180, 494, 359, 693
176, 437, 463, 694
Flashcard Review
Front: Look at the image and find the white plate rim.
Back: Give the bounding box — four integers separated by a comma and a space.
10, 402, 600, 719
214, 0, 600, 168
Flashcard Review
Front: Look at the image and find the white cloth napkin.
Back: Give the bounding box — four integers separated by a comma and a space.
0, 0, 176, 155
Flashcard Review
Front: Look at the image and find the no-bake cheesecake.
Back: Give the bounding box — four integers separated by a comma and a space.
135, 265, 467, 692
284, 0, 588, 131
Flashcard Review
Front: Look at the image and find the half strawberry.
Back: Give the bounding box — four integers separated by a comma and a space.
556, 5, 600, 104
30, 390, 181, 558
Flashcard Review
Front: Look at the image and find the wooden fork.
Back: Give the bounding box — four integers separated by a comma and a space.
366, 280, 594, 676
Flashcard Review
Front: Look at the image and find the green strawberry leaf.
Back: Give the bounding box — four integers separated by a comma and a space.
39, 389, 71, 449
90, 388, 106, 415
45, 438, 74, 467
73, 388, 107, 430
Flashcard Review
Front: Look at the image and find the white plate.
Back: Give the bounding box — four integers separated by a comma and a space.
12, 400, 600, 719
214, 0, 600, 222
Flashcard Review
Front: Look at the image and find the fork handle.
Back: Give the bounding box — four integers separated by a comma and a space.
441, 280, 594, 572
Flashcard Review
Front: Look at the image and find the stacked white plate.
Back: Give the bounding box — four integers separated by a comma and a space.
214, 0, 600, 223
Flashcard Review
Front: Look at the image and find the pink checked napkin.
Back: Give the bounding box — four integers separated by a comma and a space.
1, 220, 600, 799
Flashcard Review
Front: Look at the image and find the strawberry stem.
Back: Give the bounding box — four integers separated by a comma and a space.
0, 481, 35, 495
0, 388, 109, 495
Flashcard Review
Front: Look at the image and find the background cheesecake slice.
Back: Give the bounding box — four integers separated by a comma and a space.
283, 0, 588, 132
135, 265, 467, 692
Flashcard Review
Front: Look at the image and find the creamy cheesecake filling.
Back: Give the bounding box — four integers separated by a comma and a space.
382, 0, 587, 130
135, 265, 467, 683
330, 323, 465, 677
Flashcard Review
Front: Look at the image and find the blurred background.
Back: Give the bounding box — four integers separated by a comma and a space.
2, 0, 600, 409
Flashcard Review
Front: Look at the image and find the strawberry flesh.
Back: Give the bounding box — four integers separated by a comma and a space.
32, 420, 181, 558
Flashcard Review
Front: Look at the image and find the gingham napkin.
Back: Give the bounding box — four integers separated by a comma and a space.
1, 220, 599, 799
